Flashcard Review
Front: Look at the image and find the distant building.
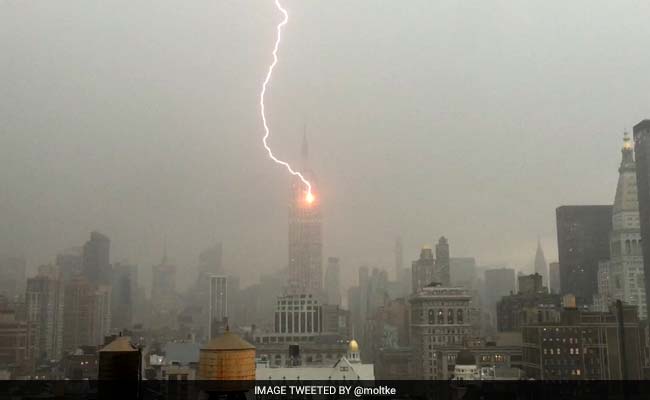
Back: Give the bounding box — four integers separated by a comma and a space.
151, 255, 177, 320
56, 248, 83, 281
556, 205, 612, 304
450, 257, 477, 288
26, 266, 65, 361
483, 267, 516, 311
0, 305, 34, 374
412, 247, 435, 294
521, 303, 645, 379
596, 132, 646, 319
534, 240, 548, 288
409, 284, 475, 379
435, 237, 451, 286
82, 231, 111, 285
324, 257, 341, 306
63, 277, 111, 351
496, 273, 562, 332
111, 262, 137, 331
208, 275, 228, 340
518, 273, 545, 296
549, 262, 560, 294
0, 255, 26, 300
633, 119, 650, 320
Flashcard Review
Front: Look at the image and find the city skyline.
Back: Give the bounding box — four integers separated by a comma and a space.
3, 1, 650, 286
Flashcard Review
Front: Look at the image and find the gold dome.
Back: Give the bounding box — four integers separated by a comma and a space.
348, 339, 359, 353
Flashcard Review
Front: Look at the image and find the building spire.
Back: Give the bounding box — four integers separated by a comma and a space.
301, 124, 309, 162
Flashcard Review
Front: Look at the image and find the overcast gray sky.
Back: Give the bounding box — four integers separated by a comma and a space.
2, 0, 649, 288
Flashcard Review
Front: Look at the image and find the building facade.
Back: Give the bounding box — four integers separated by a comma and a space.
412, 248, 435, 294
521, 304, 645, 380
435, 237, 451, 287
632, 119, 650, 321
597, 132, 647, 319
409, 284, 475, 379
26, 266, 65, 361
82, 231, 111, 285
324, 257, 341, 306
556, 205, 612, 304
208, 275, 228, 340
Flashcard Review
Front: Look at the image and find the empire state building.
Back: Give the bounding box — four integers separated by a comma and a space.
287, 133, 323, 295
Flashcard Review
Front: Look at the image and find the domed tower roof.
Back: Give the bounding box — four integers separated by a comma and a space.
455, 349, 475, 366
202, 331, 255, 351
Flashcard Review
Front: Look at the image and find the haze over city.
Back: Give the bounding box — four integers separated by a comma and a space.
2, 0, 650, 289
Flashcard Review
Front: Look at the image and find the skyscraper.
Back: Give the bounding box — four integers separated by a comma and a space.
287, 133, 322, 295
111, 262, 138, 331
556, 206, 612, 304
483, 268, 516, 311
151, 255, 177, 317
412, 247, 435, 293
208, 275, 228, 340
26, 265, 64, 361
435, 236, 450, 286
632, 119, 650, 320
324, 257, 341, 306
597, 132, 646, 319
63, 276, 111, 351
549, 262, 560, 294
82, 231, 111, 285
534, 240, 548, 288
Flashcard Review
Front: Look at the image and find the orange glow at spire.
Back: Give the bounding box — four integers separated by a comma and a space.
306, 191, 315, 204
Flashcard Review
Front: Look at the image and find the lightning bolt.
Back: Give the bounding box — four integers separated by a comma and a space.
260, 0, 314, 204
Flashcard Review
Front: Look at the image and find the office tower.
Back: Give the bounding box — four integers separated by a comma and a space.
597, 132, 646, 319
549, 262, 560, 294
26, 266, 64, 361
484, 268, 516, 310
450, 257, 477, 287
111, 262, 138, 331
556, 206, 612, 304
412, 247, 435, 293
198, 242, 223, 277
56, 247, 83, 281
0, 304, 34, 371
409, 285, 474, 379
82, 231, 111, 285
151, 256, 177, 316
208, 275, 228, 340
0, 255, 26, 300
633, 119, 650, 320
435, 236, 450, 286
63, 277, 111, 351
287, 133, 322, 295
534, 240, 548, 288
521, 303, 645, 379
324, 257, 341, 306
